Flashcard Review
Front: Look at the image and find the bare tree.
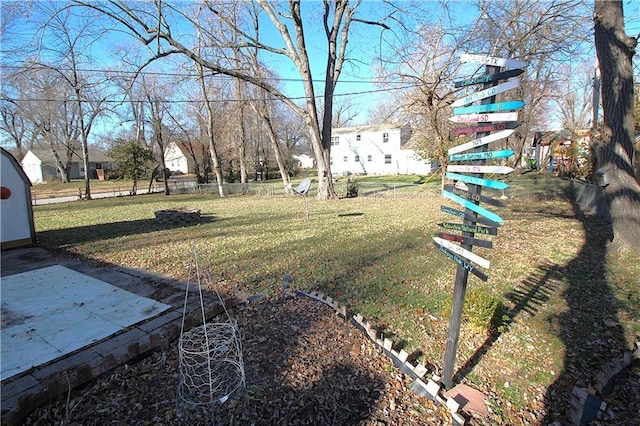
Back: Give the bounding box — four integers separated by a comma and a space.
474, 0, 592, 169
553, 61, 594, 131
32, 5, 109, 197
593, 0, 640, 252
73, 0, 391, 200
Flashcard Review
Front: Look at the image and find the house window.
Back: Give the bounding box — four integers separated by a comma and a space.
343, 156, 348, 162
384, 154, 392, 164
383, 133, 389, 143
356, 134, 361, 141
331, 136, 340, 146
367, 155, 372, 162
354, 155, 360, 162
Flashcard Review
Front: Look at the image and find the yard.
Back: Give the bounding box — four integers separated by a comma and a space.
27, 174, 640, 424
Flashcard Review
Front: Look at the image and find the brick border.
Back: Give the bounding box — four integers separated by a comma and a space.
296, 289, 466, 425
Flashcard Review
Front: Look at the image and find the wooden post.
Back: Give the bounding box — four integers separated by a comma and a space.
442, 64, 500, 389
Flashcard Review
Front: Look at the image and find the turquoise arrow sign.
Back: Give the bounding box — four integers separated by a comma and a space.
453, 100, 525, 116
446, 172, 510, 190
449, 149, 514, 162
440, 205, 502, 228
442, 190, 504, 224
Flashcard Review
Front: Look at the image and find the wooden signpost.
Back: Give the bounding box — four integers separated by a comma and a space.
449, 112, 518, 123
451, 78, 520, 107
447, 129, 515, 155
449, 149, 514, 162
451, 122, 519, 136
453, 100, 525, 115
438, 53, 526, 390
454, 68, 523, 88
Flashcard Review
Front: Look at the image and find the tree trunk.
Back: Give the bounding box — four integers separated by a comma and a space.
594, 0, 640, 252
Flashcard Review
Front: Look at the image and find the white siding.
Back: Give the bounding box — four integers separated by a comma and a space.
329, 125, 433, 176
20, 151, 43, 184
164, 142, 189, 174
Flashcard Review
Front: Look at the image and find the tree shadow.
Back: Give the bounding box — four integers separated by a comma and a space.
450, 184, 627, 423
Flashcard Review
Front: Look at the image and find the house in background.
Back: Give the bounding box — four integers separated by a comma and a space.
329, 123, 435, 176
1, 148, 36, 250
20, 148, 115, 184
164, 141, 193, 174
293, 154, 315, 169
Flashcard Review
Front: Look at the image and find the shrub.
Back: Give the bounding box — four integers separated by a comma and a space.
442, 289, 503, 333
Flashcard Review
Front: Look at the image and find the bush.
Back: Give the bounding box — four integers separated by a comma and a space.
442, 289, 503, 333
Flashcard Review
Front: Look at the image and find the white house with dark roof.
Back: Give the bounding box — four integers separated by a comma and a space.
329, 123, 435, 176
20, 148, 115, 184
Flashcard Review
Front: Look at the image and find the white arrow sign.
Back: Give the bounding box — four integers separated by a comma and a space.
449, 112, 518, 123
448, 129, 515, 155
432, 237, 490, 269
460, 53, 529, 69
452, 78, 520, 107
447, 165, 515, 174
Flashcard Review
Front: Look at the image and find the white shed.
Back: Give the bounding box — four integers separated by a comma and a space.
1, 148, 36, 249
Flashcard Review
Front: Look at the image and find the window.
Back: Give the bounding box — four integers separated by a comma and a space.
356, 134, 361, 141
354, 155, 360, 162
331, 136, 340, 146
367, 155, 372, 162
383, 132, 389, 143
330, 157, 333, 165
343, 156, 348, 162
384, 154, 392, 164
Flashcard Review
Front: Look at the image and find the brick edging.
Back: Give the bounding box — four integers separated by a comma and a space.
295, 289, 466, 425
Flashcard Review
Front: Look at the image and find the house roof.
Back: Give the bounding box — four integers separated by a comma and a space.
24, 148, 114, 164
332, 123, 409, 135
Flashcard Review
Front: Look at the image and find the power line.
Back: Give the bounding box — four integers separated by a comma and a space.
0, 63, 410, 86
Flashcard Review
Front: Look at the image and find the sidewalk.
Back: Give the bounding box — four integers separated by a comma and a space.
32, 187, 162, 205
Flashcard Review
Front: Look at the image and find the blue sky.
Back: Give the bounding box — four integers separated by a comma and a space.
1, 0, 639, 145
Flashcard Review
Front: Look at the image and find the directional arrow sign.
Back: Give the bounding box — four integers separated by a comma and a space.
452, 122, 520, 136
433, 237, 490, 269
447, 165, 515, 174
451, 78, 520, 107
438, 221, 498, 236
454, 68, 524, 88
434, 242, 488, 282
446, 172, 509, 190
439, 232, 493, 249
442, 190, 504, 224
449, 149, 514, 162
453, 100, 525, 115
440, 205, 502, 228
444, 185, 505, 208
448, 129, 515, 155
460, 53, 529, 69
449, 112, 518, 123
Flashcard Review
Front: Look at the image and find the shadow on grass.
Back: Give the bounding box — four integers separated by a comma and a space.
451, 184, 627, 423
